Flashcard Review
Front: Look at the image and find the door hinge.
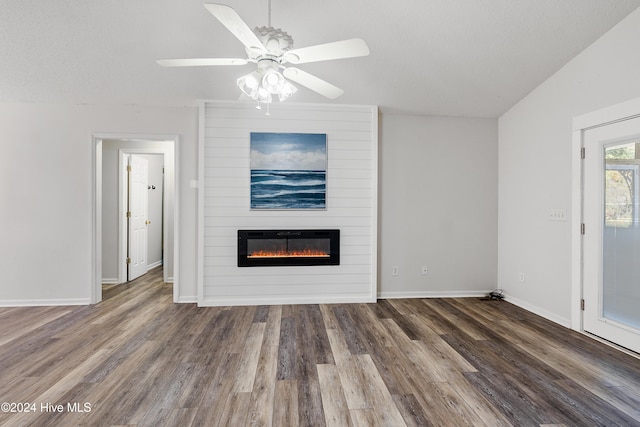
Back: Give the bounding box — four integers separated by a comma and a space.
581, 299, 585, 311
581, 223, 585, 235
126, 211, 131, 218
126, 257, 131, 264
127, 165, 132, 172
581, 147, 585, 159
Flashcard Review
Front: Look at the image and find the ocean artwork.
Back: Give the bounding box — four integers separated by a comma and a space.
250, 132, 327, 209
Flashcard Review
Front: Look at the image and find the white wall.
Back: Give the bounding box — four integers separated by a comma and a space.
0, 103, 198, 305
201, 101, 378, 306
498, 8, 640, 325
0, 100, 500, 306
379, 114, 498, 297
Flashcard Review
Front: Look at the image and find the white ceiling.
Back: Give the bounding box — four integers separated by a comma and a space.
1, 0, 639, 117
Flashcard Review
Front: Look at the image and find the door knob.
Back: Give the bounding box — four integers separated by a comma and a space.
145, 220, 151, 225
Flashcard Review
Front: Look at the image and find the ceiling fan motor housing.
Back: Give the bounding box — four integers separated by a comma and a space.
248, 26, 294, 60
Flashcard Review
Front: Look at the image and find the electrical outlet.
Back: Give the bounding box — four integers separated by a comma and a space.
519, 272, 525, 283
421, 266, 428, 275
392, 266, 399, 276
549, 209, 567, 221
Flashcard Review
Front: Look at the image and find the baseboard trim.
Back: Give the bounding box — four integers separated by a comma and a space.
101, 278, 119, 285
0, 298, 91, 307
504, 295, 571, 328
177, 296, 197, 304
199, 294, 376, 307
147, 260, 163, 270
377, 290, 491, 299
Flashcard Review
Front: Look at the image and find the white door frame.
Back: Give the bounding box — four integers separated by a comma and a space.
571, 97, 640, 332
92, 133, 180, 304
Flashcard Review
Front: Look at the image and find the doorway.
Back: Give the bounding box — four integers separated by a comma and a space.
93, 134, 179, 304
573, 99, 640, 354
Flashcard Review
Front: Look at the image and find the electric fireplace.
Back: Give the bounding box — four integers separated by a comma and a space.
238, 229, 340, 267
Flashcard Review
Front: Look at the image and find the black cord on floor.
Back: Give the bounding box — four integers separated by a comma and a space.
480, 289, 504, 301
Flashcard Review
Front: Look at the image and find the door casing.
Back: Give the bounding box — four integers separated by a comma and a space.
92, 134, 180, 304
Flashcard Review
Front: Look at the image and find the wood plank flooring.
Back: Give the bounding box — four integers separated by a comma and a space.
1, 267, 639, 426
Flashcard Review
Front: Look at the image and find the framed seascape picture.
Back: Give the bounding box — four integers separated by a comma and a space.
250, 132, 327, 209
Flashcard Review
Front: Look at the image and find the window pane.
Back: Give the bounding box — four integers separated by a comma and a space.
603, 142, 640, 329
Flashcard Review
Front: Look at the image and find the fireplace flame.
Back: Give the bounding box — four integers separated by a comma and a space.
248, 249, 330, 258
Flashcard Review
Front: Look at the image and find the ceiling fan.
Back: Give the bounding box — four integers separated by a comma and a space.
157, 3, 370, 106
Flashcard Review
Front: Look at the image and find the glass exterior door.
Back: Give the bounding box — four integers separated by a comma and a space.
583, 117, 640, 354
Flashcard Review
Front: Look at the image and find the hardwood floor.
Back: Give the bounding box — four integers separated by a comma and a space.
1, 267, 639, 426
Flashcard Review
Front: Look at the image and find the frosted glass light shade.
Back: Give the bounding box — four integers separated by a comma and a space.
278, 80, 297, 101
237, 71, 261, 98
262, 70, 285, 94
255, 86, 272, 103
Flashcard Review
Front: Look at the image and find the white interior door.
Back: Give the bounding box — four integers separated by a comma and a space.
128, 155, 149, 281
583, 116, 640, 353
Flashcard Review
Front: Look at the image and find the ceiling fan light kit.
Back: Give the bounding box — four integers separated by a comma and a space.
157, 3, 370, 111
237, 56, 297, 104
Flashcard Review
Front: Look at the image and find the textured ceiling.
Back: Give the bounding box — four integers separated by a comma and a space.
1, 0, 639, 117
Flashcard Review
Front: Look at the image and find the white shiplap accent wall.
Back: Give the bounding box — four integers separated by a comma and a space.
199, 101, 378, 306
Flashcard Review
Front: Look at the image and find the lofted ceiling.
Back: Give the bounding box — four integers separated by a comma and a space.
1, 0, 639, 117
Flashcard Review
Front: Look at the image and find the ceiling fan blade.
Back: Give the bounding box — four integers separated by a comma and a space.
204, 3, 266, 53
284, 38, 369, 64
283, 67, 344, 99
156, 58, 248, 67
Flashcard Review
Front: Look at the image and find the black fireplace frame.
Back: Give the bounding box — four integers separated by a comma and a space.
237, 229, 340, 267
